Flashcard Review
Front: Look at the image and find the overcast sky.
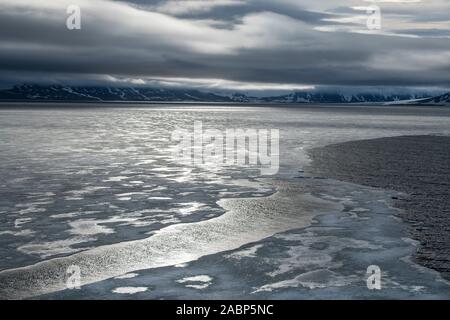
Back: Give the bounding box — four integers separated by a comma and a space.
0, 0, 449, 92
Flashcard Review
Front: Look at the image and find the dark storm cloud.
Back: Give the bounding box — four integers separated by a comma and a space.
0, 0, 449, 90
145, 0, 335, 25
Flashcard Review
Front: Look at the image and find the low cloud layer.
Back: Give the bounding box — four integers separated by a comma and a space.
0, 0, 449, 91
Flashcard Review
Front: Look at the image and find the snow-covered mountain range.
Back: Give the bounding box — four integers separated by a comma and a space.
0, 84, 447, 105
0, 85, 230, 102
414, 92, 450, 106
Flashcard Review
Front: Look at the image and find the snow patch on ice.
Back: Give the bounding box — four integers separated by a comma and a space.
112, 287, 148, 294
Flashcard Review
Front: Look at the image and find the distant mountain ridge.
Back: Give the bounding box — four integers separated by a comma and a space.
414, 92, 450, 105
0, 84, 445, 104
0, 85, 231, 102
258, 91, 432, 104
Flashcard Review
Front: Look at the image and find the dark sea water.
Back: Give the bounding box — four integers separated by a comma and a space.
308, 135, 450, 279
1, 103, 450, 299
